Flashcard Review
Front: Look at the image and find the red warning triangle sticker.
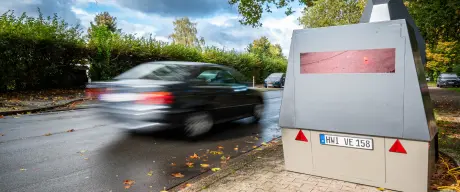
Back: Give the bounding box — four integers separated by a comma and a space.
389, 139, 407, 154
295, 130, 308, 142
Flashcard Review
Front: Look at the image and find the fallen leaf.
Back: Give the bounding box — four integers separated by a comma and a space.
252, 146, 257, 149
27, 112, 31, 114
217, 146, 224, 150
160, 187, 168, 192
234, 145, 238, 151
211, 168, 221, 172
66, 129, 75, 132
123, 180, 135, 185
254, 137, 259, 140
147, 170, 153, 176
200, 164, 210, 168
261, 142, 267, 146
0, 115, 4, 118
185, 162, 194, 168
0, 133, 4, 136
124, 185, 131, 189
172, 173, 185, 178
44, 133, 52, 136
185, 183, 192, 187
377, 187, 385, 191
256, 148, 262, 151
190, 153, 200, 159
245, 141, 254, 144
20, 168, 27, 171
220, 156, 226, 160
84, 158, 89, 160
79, 150, 86, 153
210, 150, 223, 155
170, 163, 176, 166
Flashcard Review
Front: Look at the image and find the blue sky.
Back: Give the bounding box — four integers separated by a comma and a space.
0, 0, 304, 56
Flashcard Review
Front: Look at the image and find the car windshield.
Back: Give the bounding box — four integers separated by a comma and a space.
114, 63, 195, 81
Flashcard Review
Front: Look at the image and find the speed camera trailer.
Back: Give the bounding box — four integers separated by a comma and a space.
279, 0, 437, 192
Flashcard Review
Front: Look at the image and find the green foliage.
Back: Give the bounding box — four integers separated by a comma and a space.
0, 9, 87, 91
169, 17, 204, 48
425, 41, 459, 79
87, 12, 119, 35
228, 0, 315, 27
299, 0, 365, 28
0, 10, 287, 91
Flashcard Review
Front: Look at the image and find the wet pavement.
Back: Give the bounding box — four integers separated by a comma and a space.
0, 91, 283, 192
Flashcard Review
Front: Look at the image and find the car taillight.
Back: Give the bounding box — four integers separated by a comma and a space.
137, 92, 174, 105
85, 88, 106, 99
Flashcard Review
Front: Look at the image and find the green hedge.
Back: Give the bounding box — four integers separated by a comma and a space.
0, 11, 287, 92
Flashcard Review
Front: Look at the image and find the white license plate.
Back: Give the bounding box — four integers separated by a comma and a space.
319, 134, 373, 150
448, 82, 454, 84
267, 83, 273, 86
99, 93, 140, 102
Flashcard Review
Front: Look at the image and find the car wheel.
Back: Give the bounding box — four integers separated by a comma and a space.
253, 103, 264, 122
436, 84, 439, 87
183, 111, 213, 137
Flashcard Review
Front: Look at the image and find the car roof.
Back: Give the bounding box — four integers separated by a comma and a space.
440, 73, 458, 77
147, 61, 222, 67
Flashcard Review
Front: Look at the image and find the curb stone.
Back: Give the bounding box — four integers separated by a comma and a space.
168, 137, 282, 192
0, 98, 86, 116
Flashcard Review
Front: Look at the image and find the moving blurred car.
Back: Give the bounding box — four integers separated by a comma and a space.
264, 73, 285, 88
86, 61, 265, 137
436, 73, 460, 88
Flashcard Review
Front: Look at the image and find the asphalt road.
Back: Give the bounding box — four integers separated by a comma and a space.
0, 90, 283, 192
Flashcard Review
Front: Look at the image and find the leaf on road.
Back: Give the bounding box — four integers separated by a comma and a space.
185, 162, 194, 168
172, 173, 185, 178
190, 153, 200, 159
123, 179, 135, 185
234, 145, 238, 151
84, 158, 89, 160
261, 142, 267, 146
200, 164, 210, 168
170, 163, 176, 166
217, 146, 224, 150
377, 187, 385, 191
44, 133, 52, 136
160, 187, 168, 192
0, 133, 4, 136
0, 115, 4, 118
147, 170, 153, 176
252, 146, 257, 149
66, 129, 75, 132
211, 168, 221, 172
210, 150, 223, 155
20, 168, 27, 171
27, 112, 31, 114
245, 141, 254, 144
254, 137, 259, 140
124, 185, 131, 189
185, 183, 192, 187
79, 150, 86, 153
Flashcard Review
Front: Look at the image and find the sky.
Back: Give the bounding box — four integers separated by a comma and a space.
0, 0, 305, 56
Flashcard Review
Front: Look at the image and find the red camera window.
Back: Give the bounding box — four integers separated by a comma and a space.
300, 48, 396, 74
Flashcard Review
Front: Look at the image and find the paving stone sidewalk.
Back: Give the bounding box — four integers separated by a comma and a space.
199, 144, 395, 192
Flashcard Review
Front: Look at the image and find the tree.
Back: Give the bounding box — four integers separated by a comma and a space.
88, 12, 119, 35
425, 41, 458, 79
247, 36, 284, 58
299, 0, 365, 28
228, 0, 316, 27
405, 0, 460, 45
169, 17, 205, 48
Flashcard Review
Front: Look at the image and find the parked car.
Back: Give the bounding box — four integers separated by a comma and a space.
436, 73, 460, 88
264, 73, 285, 88
86, 61, 265, 137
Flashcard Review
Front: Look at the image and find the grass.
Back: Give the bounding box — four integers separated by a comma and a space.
447, 87, 460, 93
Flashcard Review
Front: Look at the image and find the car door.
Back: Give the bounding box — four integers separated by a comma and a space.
190, 67, 238, 122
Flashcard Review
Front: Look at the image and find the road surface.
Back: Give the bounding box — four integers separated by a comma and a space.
0, 91, 282, 192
